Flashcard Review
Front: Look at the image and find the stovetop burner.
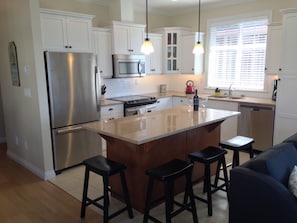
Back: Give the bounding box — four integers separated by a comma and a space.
110, 95, 157, 107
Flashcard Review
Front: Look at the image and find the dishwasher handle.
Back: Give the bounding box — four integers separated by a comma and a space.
239, 104, 275, 111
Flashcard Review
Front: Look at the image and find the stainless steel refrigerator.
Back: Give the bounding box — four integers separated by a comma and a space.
44, 51, 101, 173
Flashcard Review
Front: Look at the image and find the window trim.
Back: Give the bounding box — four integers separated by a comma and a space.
205, 10, 272, 92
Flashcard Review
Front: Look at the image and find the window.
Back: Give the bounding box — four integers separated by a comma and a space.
207, 15, 269, 91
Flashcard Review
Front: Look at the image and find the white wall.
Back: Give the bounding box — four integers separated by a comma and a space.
0, 0, 54, 179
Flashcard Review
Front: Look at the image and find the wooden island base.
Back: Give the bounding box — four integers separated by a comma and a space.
104, 121, 222, 213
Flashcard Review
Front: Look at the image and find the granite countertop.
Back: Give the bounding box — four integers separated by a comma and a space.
101, 91, 276, 107
144, 91, 276, 107
100, 99, 123, 106
83, 106, 240, 145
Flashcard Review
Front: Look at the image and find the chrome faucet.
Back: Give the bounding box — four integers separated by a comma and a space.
228, 84, 233, 97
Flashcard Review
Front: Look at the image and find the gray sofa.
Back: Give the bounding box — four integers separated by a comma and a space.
229, 133, 297, 223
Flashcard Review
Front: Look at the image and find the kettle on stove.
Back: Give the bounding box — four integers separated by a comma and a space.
186, 80, 195, 94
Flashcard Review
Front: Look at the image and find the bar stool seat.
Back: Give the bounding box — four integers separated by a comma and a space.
143, 159, 199, 223
188, 146, 229, 216
80, 155, 133, 223
219, 136, 255, 168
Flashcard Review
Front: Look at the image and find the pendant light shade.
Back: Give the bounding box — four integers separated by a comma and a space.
141, 0, 154, 55
192, 0, 204, 55
192, 42, 204, 54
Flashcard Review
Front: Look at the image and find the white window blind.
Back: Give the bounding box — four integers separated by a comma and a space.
207, 17, 268, 91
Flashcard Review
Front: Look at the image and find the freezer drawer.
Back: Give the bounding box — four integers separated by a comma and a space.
238, 104, 275, 151
52, 125, 102, 172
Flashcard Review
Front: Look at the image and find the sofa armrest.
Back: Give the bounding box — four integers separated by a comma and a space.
229, 166, 297, 223
283, 133, 297, 149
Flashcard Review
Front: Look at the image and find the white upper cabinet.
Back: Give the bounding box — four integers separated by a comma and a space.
110, 21, 145, 55
265, 24, 282, 75
279, 10, 297, 76
92, 28, 113, 78
181, 32, 204, 75
274, 8, 297, 144
40, 9, 94, 52
155, 27, 191, 74
146, 33, 163, 75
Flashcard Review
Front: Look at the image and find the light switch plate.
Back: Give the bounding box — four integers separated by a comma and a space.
24, 88, 32, 97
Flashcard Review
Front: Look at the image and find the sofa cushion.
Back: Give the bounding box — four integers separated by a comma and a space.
244, 143, 297, 186
288, 165, 297, 198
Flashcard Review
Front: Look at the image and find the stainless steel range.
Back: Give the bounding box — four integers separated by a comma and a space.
110, 95, 157, 116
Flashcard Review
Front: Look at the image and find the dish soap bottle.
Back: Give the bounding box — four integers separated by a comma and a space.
193, 89, 199, 111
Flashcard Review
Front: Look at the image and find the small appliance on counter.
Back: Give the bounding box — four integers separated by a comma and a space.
186, 80, 195, 94
272, 79, 278, 101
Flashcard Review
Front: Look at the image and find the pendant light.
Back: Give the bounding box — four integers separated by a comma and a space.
141, 0, 154, 55
192, 0, 204, 55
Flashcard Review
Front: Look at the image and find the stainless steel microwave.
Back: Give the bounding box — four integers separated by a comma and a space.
112, 54, 146, 78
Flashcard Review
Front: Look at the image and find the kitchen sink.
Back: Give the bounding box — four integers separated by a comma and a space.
208, 95, 244, 100
208, 95, 229, 98
229, 96, 243, 99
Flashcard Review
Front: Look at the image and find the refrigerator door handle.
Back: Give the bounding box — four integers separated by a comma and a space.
56, 126, 83, 135
95, 66, 101, 112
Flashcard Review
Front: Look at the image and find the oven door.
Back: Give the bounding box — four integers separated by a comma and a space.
125, 103, 157, 116
125, 105, 146, 116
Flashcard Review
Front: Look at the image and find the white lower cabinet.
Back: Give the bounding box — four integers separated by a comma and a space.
206, 100, 239, 141
155, 97, 173, 111
101, 104, 124, 120
100, 103, 124, 154
172, 96, 191, 107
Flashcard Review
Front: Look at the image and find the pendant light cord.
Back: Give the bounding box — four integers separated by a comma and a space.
198, 0, 201, 43
146, 0, 149, 40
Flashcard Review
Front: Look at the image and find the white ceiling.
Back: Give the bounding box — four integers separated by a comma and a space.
77, 0, 257, 15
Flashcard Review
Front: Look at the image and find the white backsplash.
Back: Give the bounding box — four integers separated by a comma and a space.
102, 74, 276, 99
102, 75, 203, 98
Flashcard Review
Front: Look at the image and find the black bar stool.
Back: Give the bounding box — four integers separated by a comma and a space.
214, 136, 255, 188
220, 136, 255, 168
188, 146, 229, 216
143, 159, 199, 223
80, 155, 133, 223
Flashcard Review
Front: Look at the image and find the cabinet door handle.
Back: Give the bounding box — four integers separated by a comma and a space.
279, 68, 282, 71
65, 46, 68, 48
69, 46, 72, 48
108, 108, 114, 111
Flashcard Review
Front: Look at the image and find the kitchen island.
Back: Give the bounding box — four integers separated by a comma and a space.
83, 106, 240, 212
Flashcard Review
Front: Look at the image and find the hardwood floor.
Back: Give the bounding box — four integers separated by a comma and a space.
0, 144, 103, 223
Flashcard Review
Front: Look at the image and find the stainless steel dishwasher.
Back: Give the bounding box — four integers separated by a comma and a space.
238, 103, 275, 151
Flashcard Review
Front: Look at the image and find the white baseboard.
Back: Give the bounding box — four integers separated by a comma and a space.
6, 150, 56, 180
